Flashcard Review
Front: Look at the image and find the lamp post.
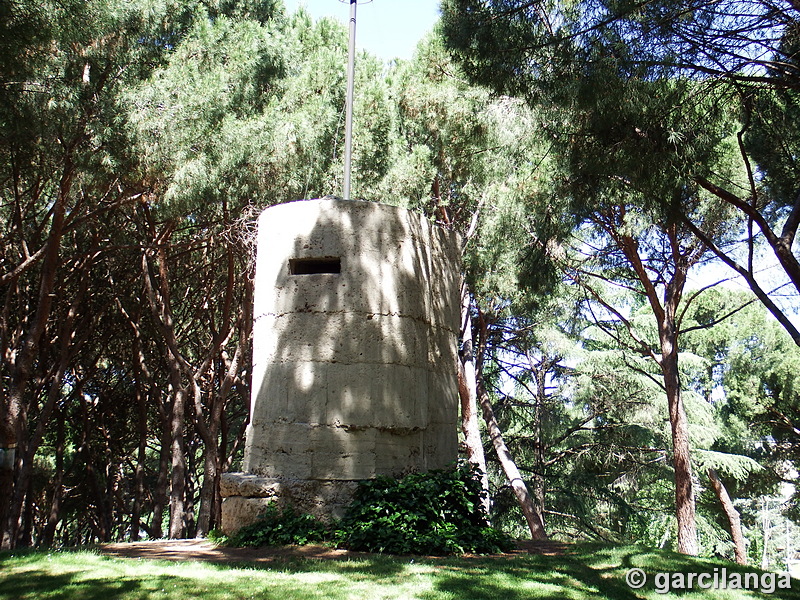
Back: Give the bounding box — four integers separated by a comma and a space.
339, 0, 371, 200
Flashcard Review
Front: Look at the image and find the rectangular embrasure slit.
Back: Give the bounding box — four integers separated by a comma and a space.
289, 257, 341, 275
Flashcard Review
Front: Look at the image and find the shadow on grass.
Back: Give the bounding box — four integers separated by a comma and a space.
0, 563, 350, 600
417, 544, 800, 600
0, 571, 141, 600
416, 553, 643, 600
3, 543, 799, 600
207, 554, 410, 578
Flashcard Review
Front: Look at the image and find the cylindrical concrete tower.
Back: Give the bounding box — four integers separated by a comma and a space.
221, 198, 460, 531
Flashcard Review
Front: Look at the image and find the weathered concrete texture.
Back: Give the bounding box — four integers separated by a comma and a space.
220, 473, 358, 532
222, 199, 460, 535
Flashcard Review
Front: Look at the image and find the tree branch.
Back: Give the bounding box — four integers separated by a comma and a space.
679, 214, 800, 346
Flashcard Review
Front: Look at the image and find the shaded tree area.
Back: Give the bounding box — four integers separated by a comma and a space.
0, 1, 554, 547
441, 0, 800, 557
0, 0, 391, 548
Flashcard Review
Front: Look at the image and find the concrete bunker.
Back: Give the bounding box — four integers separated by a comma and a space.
221, 198, 461, 533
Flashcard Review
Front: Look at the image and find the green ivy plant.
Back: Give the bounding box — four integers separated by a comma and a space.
223, 462, 512, 555
338, 461, 512, 555
227, 504, 331, 548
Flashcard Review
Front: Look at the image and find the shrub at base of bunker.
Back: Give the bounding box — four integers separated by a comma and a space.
339, 462, 512, 555
227, 504, 332, 548
224, 463, 512, 555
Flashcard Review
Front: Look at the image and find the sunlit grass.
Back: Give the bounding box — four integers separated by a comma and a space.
1, 543, 798, 600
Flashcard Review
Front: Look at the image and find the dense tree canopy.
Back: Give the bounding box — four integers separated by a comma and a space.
441, 0, 800, 342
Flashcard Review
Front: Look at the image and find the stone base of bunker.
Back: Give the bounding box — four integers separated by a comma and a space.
220, 472, 358, 535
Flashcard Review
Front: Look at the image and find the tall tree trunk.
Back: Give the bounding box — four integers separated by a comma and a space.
19, 477, 34, 547
195, 246, 239, 536
130, 366, 148, 542
118, 302, 151, 541
196, 444, 219, 537
708, 468, 747, 565
7, 365, 66, 548
6, 277, 88, 548
0, 435, 16, 550
184, 442, 197, 539
41, 408, 65, 547
142, 240, 190, 539
529, 354, 550, 525
79, 399, 104, 542
2, 348, 22, 543
661, 348, 698, 555
196, 338, 243, 535
168, 384, 187, 539
618, 226, 699, 556
457, 283, 489, 513
149, 413, 172, 539
478, 383, 548, 540
194, 379, 218, 537
130, 397, 148, 541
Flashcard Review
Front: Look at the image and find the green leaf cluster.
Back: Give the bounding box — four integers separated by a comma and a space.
338, 462, 511, 555
226, 463, 511, 556
227, 504, 331, 548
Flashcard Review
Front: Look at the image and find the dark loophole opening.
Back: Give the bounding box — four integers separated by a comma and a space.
289, 257, 341, 275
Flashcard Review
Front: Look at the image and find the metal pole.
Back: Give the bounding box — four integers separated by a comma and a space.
343, 0, 357, 200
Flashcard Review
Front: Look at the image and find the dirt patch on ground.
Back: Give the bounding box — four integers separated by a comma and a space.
511, 540, 570, 556
99, 539, 568, 565
100, 539, 369, 565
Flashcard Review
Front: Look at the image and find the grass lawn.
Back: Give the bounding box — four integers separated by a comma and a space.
1, 543, 798, 600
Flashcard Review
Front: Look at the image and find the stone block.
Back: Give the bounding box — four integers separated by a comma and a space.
220, 496, 277, 536
324, 364, 374, 427
308, 425, 377, 479
220, 472, 282, 498
254, 313, 430, 368
423, 423, 459, 470
282, 479, 358, 520
324, 363, 426, 429
251, 362, 331, 425
373, 430, 424, 474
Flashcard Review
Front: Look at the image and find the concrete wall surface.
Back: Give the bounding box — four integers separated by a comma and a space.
222, 198, 461, 532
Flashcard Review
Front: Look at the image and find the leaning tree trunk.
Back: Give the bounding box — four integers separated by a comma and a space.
477, 383, 548, 540
529, 354, 551, 524
708, 468, 747, 565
